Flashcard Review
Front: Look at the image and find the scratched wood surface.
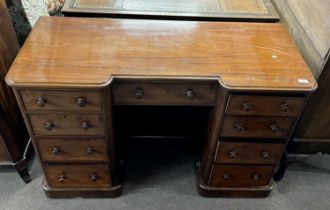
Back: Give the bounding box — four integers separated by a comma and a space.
6, 17, 316, 91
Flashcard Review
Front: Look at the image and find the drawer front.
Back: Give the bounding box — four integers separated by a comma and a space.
225, 95, 305, 116
38, 139, 108, 162
112, 82, 218, 105
214, 141, 285, 164
221, 116, 295, 138
209, 165, 274, 187
20, 90, 102, 111
45, 164, 111, 188
29, 114, 105, 136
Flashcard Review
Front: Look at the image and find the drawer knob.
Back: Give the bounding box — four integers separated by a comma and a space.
44, 121, 54, 131
52, 147, 60, 155
261, 151, 271, 159
77, 97, 87, 107
135, 87, 144, 99
229, 150, 238, 158
223, 173, 230, 181
280, 103, 289, 112
270, 123, 279, 132
86, 147, 95, 155
90, 174, 98, 182
58, 175, 66, 183
242, 102, 252, 111
186, 89, 195, 100
37, 97, 47, 107
252, 173, 260, 181
81, 121, 90, 130
235, 123, 245, 131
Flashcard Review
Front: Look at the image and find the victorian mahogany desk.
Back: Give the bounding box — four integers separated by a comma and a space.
6, 17, 316, 198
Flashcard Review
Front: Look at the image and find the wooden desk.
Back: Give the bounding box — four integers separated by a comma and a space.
62, 0, 279, 22
6, 17, 316, 198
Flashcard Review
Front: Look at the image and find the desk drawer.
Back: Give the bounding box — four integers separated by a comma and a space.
225, 95, 305, 116
214, 142, 285, 164
112, 82, 217, 105
29, 114, 105, 136
221, 116, 295, 138
20, 90, 102, 111
38, 138, 108, 162
45, 164, 111, 188
209, 165, 274, 187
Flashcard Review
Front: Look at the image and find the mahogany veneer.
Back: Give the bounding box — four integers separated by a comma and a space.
6, 17, 316, 198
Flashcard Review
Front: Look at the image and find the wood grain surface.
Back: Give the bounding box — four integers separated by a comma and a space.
6, 17, 316, 91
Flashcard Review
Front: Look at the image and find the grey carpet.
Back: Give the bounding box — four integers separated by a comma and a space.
1, 140, 330, 210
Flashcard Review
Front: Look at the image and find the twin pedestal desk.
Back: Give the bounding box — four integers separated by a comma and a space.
6, 17, 316, 198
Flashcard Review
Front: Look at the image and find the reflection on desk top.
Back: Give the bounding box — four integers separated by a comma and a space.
62, 0, 279, 22
6, 17, 316, 91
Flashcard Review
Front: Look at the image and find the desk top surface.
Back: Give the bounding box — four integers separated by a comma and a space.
62, 0, 279, 21
6, 17, 316, 91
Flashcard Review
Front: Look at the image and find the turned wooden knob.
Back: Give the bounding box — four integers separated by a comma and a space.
252, 173, 260, 181
37, 97, 47, 107
261, 151, 271, 159
81, 121, 90, 130
90, 174, 98, 182
86, 147, 94, 155
242, 102, 252, 111
77, 97, 87, 107
270, 123, 279, 132
186, 89, 195, 99
235, 123, 245, 131
44, 121, 54, 131
135, 87, 144, 99
223, 173, 230, 181
58, 175, 66, 183
280, 103, 289, 112
52, 147, 60, 155
229, 150, 238, 158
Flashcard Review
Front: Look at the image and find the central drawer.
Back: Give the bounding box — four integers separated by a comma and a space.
37, 138, 108, 162
29, 114, 105, 136
112, 82, 218, 105
209, 165, 274, 187
44, 164, 112, 188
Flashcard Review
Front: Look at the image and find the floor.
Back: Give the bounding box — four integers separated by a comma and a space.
1, 139, 330, 210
